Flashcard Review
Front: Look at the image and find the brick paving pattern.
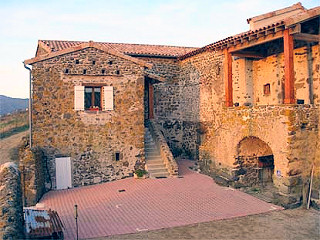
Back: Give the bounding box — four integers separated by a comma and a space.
39, 160, 282, 239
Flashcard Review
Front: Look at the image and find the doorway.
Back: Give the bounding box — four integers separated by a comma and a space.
55, 157, 72, 189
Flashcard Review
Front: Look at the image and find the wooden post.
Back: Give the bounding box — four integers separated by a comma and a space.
283, 29, 295, 104
148, 82, 154, 119
224, 49, 233, 107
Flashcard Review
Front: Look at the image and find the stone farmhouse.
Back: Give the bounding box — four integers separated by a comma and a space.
23, 3, 319, 207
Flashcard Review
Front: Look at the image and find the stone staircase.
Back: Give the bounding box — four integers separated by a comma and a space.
145, 128, 169, 178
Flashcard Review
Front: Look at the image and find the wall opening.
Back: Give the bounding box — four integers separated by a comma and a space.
115, 152, 120, 161
234, 136, 274, 187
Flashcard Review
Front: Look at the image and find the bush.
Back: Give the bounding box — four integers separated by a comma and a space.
135, 169, 147, 177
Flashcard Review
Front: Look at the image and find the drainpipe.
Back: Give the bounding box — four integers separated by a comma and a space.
23, 62, 32, 148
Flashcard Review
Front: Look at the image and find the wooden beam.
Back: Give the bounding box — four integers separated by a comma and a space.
231, 51, 265, 59
224, 49, 233, 107
148, 82, 154, 119
283, 29, 295, 104
294, 33, 320, 42
289, 23, 301, 35
229, 30, 284, 53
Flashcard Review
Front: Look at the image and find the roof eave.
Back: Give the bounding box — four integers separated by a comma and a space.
24, 41, 153, 68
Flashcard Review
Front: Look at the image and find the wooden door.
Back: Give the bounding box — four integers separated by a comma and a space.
55, 157, 72, 189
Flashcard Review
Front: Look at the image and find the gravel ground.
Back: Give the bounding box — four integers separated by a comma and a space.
102, 208, 319, 240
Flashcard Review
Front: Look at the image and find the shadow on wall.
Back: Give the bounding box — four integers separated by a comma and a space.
154, 62, 201, 160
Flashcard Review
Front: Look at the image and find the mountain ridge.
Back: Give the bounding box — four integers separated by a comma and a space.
0, 95, 29, 115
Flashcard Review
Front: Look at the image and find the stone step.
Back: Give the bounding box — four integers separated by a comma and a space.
146, 156, 162, 161
145, 144, 157, 149
145, 127, 170, 179
150, 172, 169, 178
145, 143, 157, 147
146, 163, 166, 169
147, 167, 168, 173
145, 147, 157, 152
146, 159, 164, 165
145, 152, 160, 157
145, 151, 159, 155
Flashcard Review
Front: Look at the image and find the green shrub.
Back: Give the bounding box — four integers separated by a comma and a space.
135, 169, 147, 177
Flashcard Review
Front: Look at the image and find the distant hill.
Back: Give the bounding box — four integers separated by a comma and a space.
0, 95, 29, 115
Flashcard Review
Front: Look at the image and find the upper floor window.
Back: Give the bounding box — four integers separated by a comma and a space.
263, 83, 270, 95
85, 87, 101, 110
74, 85, 114, 111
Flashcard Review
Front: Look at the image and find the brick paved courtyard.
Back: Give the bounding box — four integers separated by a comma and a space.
39, 160, 283, 239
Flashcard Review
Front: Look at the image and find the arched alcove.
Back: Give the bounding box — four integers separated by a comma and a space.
235, 136, 274, 186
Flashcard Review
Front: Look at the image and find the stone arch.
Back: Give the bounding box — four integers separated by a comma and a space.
234, 136, 274, 187
237, 136, 273, 157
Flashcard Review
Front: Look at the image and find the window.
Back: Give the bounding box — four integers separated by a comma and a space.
85, 87, 101, 110
263, 83, 270, 95
74, 85, 114, 111
115, 152, 120, 161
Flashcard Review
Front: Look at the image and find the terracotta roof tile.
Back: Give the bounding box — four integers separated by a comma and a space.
40, 40, 198, 58
179, 6, 320, 60
179, 21, 285, 60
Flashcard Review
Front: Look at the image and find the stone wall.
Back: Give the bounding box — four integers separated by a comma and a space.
198, 105, 319, 206
153, 51, 224, 159
0, 162, 24, 239
31, 47, 145, 188
19, 137, 47, 206
140, 57, 180, 81
152, 43, 319, 207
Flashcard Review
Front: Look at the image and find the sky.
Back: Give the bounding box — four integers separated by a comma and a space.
0, 0, 318, 99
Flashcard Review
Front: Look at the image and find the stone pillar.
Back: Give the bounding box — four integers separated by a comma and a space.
0, 162, 24, 239
224, 49, 233, 107
283, 29, 295, 104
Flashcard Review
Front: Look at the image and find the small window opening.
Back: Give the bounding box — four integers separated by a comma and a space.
101, 69, 105, 74
297, 99, 304, 104
85, 86, 101, 110
75, 60, 79, 64
115, 152, 120, 161
263, 83, 270, 95
108, 60, 113, 65
64, 68, 69, 74
83, 69, 87, 74
92, 60, 96, 65
116, 70, 120, 75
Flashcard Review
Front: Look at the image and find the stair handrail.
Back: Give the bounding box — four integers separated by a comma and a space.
147, 120, 179, 176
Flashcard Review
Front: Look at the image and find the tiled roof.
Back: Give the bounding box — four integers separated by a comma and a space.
179, 6, 320, 60
39, 40, 198, 58
179, 21, 285, 59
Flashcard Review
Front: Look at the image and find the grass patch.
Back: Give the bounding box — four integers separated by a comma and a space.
0, 124, 29, 139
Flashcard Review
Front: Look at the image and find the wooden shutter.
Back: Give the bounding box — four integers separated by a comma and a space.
74, 86, 84, 110
103, 86, 114, 110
